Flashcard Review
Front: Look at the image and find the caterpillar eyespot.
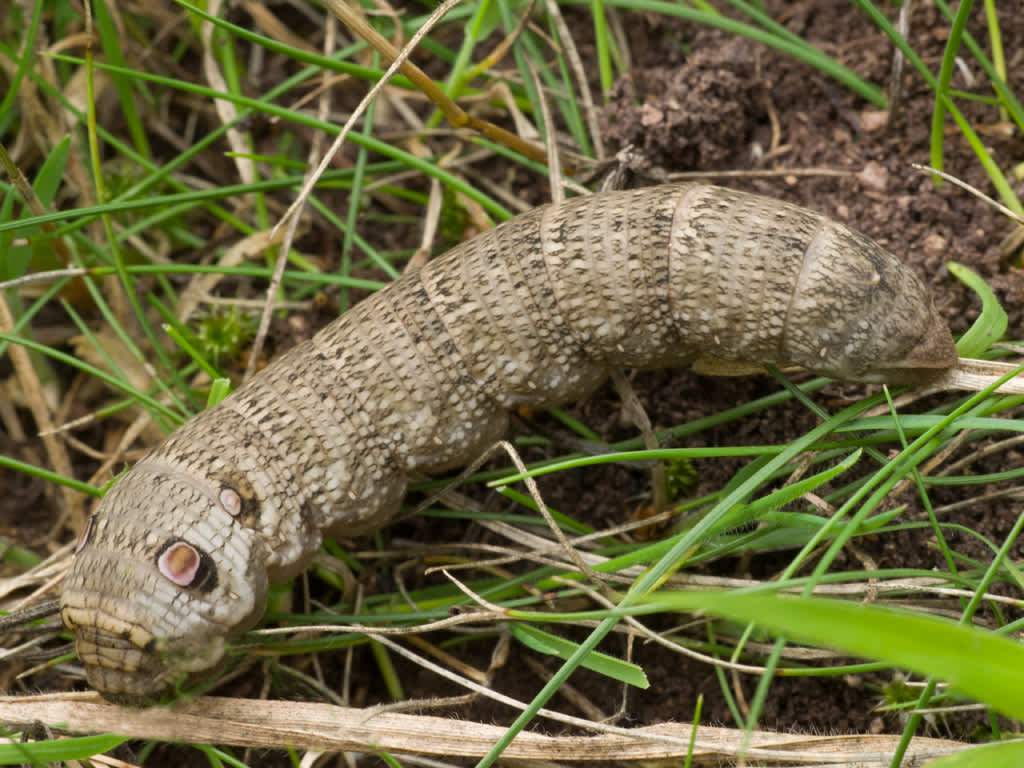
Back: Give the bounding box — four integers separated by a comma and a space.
219, 487, 242, 516
156, 540, 212, 590
58, 183, 959, 702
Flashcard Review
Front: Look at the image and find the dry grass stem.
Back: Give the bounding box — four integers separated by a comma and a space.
0, 694, 971, 764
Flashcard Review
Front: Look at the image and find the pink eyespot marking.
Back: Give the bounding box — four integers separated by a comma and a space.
219, 487, 242, 516
74, 516, 95, 554
158, 541, 202, 587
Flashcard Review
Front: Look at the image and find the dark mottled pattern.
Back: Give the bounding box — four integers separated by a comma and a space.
60, 184, 958, 700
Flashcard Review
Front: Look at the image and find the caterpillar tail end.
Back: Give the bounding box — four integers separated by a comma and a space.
869, 313, 960, 386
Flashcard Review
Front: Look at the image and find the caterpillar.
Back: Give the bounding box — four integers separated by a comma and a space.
59, 183, 958, 702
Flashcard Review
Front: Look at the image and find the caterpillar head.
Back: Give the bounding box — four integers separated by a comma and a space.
60, 466, 269, 704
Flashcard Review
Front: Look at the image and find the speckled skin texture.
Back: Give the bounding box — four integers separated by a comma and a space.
60, 184, 958, 701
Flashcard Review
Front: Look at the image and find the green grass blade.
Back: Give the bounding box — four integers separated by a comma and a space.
929, 0, 974, 176
0, 454, 104, 497
91, 0, 150, 155
0, 331, 183, 425
0, 733, 128, 764
509, 624, 649, 688
0, 0, 44, 130
922, 740, 1024, 768
591, 0, 613, 94
207, 378, 233, 408
947, 261, 1009, 356
712, 448, 863, 532
637, 590, 1024, 720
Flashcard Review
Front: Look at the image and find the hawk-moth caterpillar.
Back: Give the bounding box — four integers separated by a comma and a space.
59, 183, 958, 701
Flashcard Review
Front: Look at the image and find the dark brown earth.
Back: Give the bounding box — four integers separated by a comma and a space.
1, 0, 1023, 764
